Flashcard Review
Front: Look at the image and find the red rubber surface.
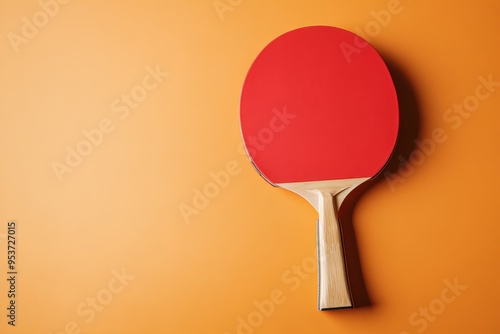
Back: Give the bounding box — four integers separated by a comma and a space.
240, 26, 399, 183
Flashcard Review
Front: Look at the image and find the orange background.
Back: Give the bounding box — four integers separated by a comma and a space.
0, 0, 499, 333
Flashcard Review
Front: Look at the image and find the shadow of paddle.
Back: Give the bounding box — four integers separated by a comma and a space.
337, 55, 421, 309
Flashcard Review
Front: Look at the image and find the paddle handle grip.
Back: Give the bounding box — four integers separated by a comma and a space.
317, 191, 353, 310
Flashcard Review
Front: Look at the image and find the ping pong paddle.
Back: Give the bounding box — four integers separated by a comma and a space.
239, 26, 399, 310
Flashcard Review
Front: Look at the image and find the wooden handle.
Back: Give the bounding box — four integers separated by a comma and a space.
277, 179, 368, 310
316, 190, 352, 310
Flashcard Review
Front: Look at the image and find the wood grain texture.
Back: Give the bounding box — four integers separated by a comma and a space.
278, 178, 368, 309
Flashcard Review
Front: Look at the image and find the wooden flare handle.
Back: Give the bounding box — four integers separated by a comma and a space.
277, 178, 368, 310
316, 190, 352, 310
